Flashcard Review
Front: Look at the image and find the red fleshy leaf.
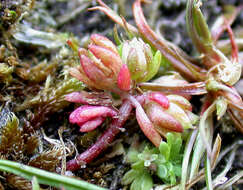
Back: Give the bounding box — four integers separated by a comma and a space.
148, 92, 170, 109
117, 64, 131, 91
136, 105, 162, 147
146, 103, 183, 132
66, 100, 133, 171
79, 54, 107, 83
65, 92, 87, 104
79, 117, 105, 132
88, 44, 122, 74
65, 91, 113, 106
90, 34, 119, 55
69, 105, 117, 125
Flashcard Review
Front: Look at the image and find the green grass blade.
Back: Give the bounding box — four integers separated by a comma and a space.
180, 129, 198, 190
0, 160, 107, 190
32, 177, 40, 190
205, 155, 213, 190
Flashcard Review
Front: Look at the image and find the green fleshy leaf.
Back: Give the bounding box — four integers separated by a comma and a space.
157, 164, 168, 179
126, 136, 184, 187
169, 173, 177, 185
122, 169, 140, 185
142, 50, 161, 82
166, 133, 174, 151
130, 176, 142, 190
166, 162, 174, 172
126, 148, 139, 163
130, 171, 153, 190
156, 154, 167, 164
159, 141, 170, 161
138, 146, 158, 167
166, 163, 176, 185
173, 164, 182, 177
140, 172, 153, 190
170, 136, 183, 161
132, 160, 145, 170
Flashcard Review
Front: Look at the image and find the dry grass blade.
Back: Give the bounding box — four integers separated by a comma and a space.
139, 82, 207, 95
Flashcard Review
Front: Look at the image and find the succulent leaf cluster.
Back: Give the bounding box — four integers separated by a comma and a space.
122, 133, 183, 190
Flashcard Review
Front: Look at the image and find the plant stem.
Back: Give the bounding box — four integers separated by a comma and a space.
133, 0, 204, 81
66, 100, 132, 171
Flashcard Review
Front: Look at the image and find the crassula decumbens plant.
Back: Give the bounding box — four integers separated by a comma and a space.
65, 33, 197, 171
64, 0, 243, 189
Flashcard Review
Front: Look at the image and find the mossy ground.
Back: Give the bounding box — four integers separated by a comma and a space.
0, 0, 242, 189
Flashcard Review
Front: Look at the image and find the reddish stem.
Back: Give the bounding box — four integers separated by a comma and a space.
200, 96, 212, 116
66, 100, 133, 171
226, 25, 239, 62
133, 0, 204, 81
211, 6, 243, 42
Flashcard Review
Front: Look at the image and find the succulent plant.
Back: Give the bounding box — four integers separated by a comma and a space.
122, 133, 183, 189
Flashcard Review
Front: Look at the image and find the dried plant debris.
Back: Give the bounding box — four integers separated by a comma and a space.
16, 76, 84, 128
6, 174, 32, 190
0, 106, 68, 189
13, 24, 69, 49
0, 105, 38, 159
28, 148, 62, 172
0, 106, 36, 189
0, 0, 23, 30
0, 63, 14, 84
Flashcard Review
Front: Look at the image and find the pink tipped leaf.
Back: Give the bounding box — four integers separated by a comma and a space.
166, 95, 192, 111
146, 103, 183, 133
88, 44, 122, 75
67, 39, 79, 52
79, 117, 105, 132
136, 106, 162, 147
79, 54, 106, 83
69, 105, 117, 125
90, 34, 119, 55
65, 92, 88, 104
65, 91, 113, 106
148, 92, 170, 109
127, 95, 161, 147
117, 64, 131, 91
